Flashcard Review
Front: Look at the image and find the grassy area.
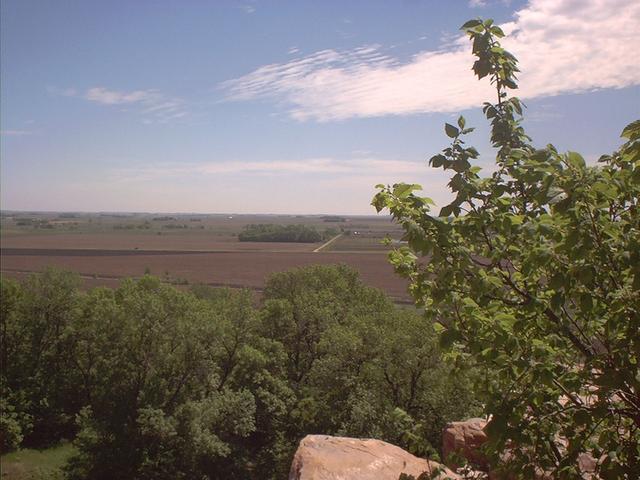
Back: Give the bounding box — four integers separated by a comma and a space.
1, 443, 75, 480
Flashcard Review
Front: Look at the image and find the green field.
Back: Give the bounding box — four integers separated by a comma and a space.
1, 443, 75, 480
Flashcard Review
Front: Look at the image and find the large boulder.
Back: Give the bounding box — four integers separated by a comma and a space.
289, 434, 459, 480
442, 418, 489, 470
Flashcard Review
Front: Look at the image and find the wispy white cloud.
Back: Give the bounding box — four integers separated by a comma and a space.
1, 130, 32, 136
107, 157, 457, 211
240, 4, 255, 14
53, 86, 188, 123
84, 87, 187, 122
111, 157, 429, 181
84, 87, 155, 105
221, 0, 640, 121
469, 0, 488, 7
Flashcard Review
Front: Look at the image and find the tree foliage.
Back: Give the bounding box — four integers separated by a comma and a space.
238, 223, 328, 243
1, 266, 479, 478
373, 18, 640, 477
261, 265, 481, 462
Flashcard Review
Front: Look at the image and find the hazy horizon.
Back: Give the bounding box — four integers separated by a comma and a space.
2, 0, 639, 214
1, 209, 389, 217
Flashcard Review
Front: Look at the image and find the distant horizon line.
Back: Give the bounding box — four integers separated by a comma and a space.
0, 209, 390, 218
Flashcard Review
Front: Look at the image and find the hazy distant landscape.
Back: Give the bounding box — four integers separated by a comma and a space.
0, 211, 411, 301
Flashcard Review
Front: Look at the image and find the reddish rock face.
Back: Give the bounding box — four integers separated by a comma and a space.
442, 418, 489, 470
442, 419, 600, 479
289, 434, 459, 480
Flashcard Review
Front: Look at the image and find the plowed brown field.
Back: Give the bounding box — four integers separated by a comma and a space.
0, 233, 317, 252
1, 249, 411, 302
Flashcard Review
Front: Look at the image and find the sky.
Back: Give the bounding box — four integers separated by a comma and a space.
1, 0, 639, 215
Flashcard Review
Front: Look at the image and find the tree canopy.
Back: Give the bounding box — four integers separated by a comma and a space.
374, 18, 639, 477
1, 266, 479, 478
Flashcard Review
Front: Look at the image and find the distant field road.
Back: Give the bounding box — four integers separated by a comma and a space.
313, 233, 343, 252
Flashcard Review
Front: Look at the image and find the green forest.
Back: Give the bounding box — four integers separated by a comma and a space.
238, 224, 334, 243
0, 266, 479, 479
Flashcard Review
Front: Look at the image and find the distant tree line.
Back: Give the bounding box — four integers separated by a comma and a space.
13, 218, 54, 228
0, 266, 479, 479
238, 224, 334, 243
162, 223, 188, 229
321, 216, 347, 223
113, 223, 151, 230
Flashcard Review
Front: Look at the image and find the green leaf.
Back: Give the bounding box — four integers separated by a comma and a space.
439, 204, 454, 218
393, 183, 422, 198
506, 214, 524, 225
457, 116, 466, 130
577, 266, 594, 284
549, 273, 565, 290
490, 26, 505, 37
485, 415, 507, 438
452, 159, 471, 172
592, 181, 617, 199
429, 154, 446, 168
620, 119, 640, 140
485, 275, 503, 289
579, 293, 593, 311
445, 123, 460, 138
439, 328, 460, 348
460, 19, 482, 30
462, 297, 478, 308
503, 78, 518, 90
473, 59, 491, 79
495, 313, 515, 332
566, 151, 586, 169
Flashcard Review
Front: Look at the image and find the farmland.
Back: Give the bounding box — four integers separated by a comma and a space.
0, 211, 410, 302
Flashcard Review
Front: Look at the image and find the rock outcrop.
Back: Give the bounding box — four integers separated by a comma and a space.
442, 418, 599, 479
289, 434, 459, 480
442, 418, 489, 470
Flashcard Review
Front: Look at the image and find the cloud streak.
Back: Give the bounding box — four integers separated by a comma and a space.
221, 0, 640, 121
1, 130, 32, 136
55, 86, 188, 123
107, 157, 457, 211
111, 157, 430, 182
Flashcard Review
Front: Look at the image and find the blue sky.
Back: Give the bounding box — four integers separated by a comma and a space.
2, 0, 639, 214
